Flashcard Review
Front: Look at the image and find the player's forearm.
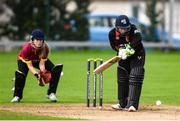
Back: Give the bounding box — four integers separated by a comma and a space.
27, 63, 38, 75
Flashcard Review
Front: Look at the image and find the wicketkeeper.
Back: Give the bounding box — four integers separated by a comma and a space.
109, 15, 145, 111
11, 29, 63, 103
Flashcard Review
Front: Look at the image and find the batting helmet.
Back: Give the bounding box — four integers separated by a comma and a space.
31, 29, 45, 41
115, 15, 130, 29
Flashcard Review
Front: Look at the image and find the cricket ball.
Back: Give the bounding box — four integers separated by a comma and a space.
156, 100, 161, 106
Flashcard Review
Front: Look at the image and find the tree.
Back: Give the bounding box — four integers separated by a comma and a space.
4, 0, 90, 41
145, 0, 159, 42
69, 0, 90, 41
0, 1, 15, 39
58, 0, 90, 41
5, 0, 48, 40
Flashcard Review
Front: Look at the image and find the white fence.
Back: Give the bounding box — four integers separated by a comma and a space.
0, 40, 180, 52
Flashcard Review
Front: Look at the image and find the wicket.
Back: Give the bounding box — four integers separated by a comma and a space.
86, 58, 103, 108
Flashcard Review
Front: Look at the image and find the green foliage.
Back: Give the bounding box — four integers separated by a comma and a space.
4, 0, 90, 40
5, 0, 47, 39
60, 0, 90, 41
145, 0, 160, 42
0, 50, 180, 105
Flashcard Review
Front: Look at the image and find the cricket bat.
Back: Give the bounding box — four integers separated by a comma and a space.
94, 56, 121, 74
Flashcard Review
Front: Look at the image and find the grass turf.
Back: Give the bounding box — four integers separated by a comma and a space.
0, 110, 77, 120
0, 49, 180, 105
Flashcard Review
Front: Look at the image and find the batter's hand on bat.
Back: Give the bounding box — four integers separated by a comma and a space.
118, 44, 135, 60
118, 49, 128, 60
125, 44, 135, 55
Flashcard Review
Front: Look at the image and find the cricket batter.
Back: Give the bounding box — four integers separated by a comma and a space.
11, 29, 63, 103
109, 15, 145, 111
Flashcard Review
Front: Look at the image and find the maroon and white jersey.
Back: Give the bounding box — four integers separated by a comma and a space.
18, 42, 49, 64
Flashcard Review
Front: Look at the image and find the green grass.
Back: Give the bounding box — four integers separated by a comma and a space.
141, 50, 180, 105
0, 110, 74, 120
0, 49, 180, 119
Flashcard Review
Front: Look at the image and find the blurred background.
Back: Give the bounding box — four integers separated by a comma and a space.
0, 0, 180, 51
0, 0, 180, 107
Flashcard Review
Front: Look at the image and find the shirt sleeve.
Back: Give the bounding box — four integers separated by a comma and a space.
108, 29, 119, 52
129, 26, 142, 49
18, 44, 32, 64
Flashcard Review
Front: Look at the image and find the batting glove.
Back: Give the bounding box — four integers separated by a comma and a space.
118, 49, 128, 60
118, 45, 135, 60
125, 44, 135, 56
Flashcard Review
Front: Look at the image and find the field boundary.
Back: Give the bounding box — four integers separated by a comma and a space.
0, 40, 180, 51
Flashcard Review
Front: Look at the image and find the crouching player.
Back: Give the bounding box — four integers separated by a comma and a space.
11, 29, 63, 103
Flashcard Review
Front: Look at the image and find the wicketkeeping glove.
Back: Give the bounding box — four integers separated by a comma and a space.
34, 73, 45, 86
39, 70, 52, 84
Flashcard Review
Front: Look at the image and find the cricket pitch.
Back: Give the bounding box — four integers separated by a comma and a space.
0, 104, 180, 121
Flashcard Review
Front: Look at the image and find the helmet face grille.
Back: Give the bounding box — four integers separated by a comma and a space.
115, 15, 130, 29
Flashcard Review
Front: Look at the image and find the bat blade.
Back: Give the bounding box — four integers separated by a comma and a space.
94, 56, 121, 74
